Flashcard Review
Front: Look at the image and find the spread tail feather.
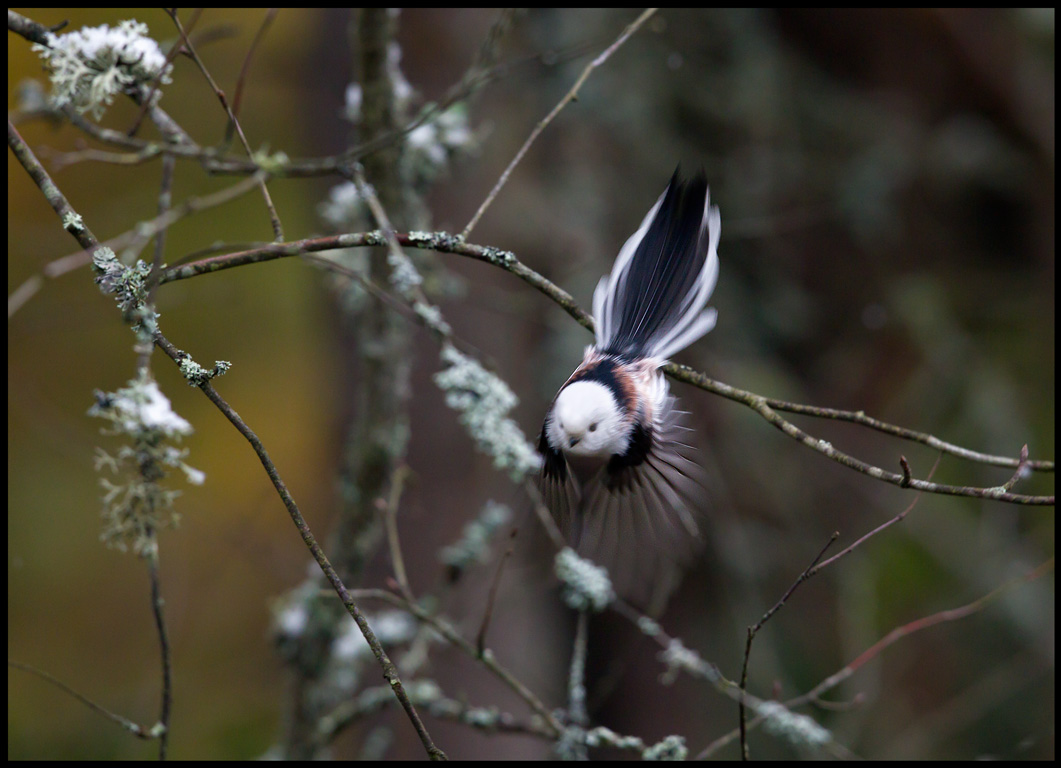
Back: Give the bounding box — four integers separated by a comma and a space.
592, 168, 720, 361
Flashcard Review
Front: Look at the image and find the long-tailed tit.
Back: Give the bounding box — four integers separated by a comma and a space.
539, 169, 720, 603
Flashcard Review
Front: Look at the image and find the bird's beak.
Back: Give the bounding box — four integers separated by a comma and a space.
568, 436, 581, 448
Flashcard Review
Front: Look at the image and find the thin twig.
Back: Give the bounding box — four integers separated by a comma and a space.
621, 556, 1054, 759
8, 120, 180, 755
460, 8, 658, 239
9, 171, 269, 318
156, 229, 1054, 504
12, 9, 605, 183
62, 170, 267, 274
712, 459, 947, 755
350, 588, 565, 737
1000, 444, 1031, 491
137, 152, 177, 372
758, 399, 1053, 472
668, 365, 1054, 504
37, 143, 164, 171
127, 9, 202, 137
8, 661, 162, 740
808, 454, 944, 578
560, 610, 591, 759
697, 555, 1052, 759
7, 121, 100, 251
739, 532, 839, 760
568, 610, 590, 727
380, 464, 415, 603
143, 539, 172, 760
165, 9, 284, 241
899, 455, 913, 488
225, 9, 278, 146
609, 599, 849, 757
797, 558, 1055, 705
317, 682, 557, 747
476, 529, 516, 656
150, 331, 446, 761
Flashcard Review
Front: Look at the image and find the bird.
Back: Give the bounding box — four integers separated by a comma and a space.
538, 168, 720, 605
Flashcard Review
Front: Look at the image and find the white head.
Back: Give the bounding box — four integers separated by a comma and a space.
547, 380, 629, 457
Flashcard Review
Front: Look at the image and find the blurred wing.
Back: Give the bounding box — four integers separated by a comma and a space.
573, 406, 707, 606
538, 427, 581, 536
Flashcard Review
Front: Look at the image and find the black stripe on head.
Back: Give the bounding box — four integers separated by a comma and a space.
566, 356, 632, 415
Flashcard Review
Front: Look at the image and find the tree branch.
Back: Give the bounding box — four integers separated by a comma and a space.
151, 331, 446, 761
157, 229, 1055, 505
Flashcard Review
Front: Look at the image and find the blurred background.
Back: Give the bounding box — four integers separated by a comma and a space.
8, 8, 1054, 759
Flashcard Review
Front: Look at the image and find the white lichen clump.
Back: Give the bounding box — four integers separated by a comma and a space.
332, 609, 417, 662
757, 700, 832, 749
33, 19, 173, 119
657, 637, 713, 684
319, 181, 373, 230
554, 548, 614, 612
89, 373, 203, 555
433, 344, 542, 481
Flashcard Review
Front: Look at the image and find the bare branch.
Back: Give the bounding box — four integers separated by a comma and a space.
756, 399, 1053, 472
9, 660, 164, 741
165, 9, 284, 241
143, 542, 173, 759
157, 228, 1054, 505
476, 529, 516, 656
150, 331, 446, 761
740, 532, 839, 759
380, 464, 415, 604
460, 8, 658, 239
350, 589, 565, 737
808, 454, 943, 577
796, 558, 1055, 706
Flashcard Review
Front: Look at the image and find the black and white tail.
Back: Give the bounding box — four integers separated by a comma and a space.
592, 169, 720, 360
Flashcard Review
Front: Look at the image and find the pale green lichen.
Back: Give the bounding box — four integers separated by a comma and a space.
178, 356, 231, 387
643, 734, 687, 761
757, 700, 832, 749
554, 548, 614, 612
33, 19, 172, 119
433, 344, 541, 481
89, 372, 202, 555
658, 637, 714, 684
250, 147, 290, 172
62, 211, 84, 231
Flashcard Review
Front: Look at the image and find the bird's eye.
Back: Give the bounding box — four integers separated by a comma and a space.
589, 423, 598, 432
